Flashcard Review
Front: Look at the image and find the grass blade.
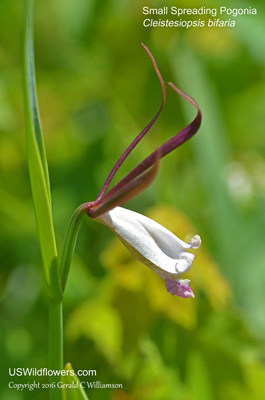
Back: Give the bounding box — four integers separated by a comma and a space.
22, 0, 61, 297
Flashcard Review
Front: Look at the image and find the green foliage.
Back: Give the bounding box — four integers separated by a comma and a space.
67, 300, 123, 365
22, 0, 61, 298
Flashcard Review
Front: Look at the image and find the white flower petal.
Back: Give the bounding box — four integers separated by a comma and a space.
96, 207, 200, 282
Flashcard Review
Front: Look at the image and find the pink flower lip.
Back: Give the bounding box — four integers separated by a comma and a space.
165, 279, 195, 299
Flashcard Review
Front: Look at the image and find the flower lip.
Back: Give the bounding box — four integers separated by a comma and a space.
165, 279, 195, 298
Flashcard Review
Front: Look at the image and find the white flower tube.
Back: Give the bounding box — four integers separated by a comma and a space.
96, 207, 201, 298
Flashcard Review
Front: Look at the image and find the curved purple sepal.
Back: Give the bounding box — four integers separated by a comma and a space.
88, 46, 202, 219
96, 44, 165, 200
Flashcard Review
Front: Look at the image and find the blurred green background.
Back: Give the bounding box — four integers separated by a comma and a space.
1, 0, 265, 399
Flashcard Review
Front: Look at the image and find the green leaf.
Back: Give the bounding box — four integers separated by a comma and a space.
23, 0, 51, 197
22, 0, 61, 298
62, 363, 89, 400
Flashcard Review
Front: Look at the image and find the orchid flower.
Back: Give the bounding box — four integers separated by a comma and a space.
60, 44, 202, 298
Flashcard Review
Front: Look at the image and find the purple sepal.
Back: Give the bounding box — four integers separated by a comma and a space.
96, 44, 165, 201
86, 45, 202, 220
165, 279, 194, 299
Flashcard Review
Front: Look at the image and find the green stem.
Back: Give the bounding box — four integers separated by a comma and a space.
49, 299, 63, 400
60, 203, 90, 291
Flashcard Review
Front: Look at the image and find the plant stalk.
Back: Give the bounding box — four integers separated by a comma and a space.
60, 203, 90, 291
49, 299, 63, 400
